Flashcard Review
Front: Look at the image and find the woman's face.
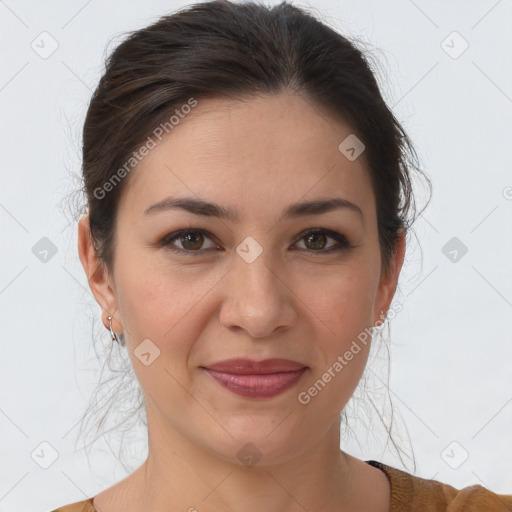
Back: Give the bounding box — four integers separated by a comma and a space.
79, 91, 404, 466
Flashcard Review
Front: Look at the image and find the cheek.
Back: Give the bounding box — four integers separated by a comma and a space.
113, 258, 209, 415
295, 263, 377, 401
303, 262, 378, 340
114, 250, 223, 364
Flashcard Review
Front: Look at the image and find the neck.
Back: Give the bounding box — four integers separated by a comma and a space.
130, 409, 358, 512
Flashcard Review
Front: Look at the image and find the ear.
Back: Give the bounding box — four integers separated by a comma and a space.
77, 213, 122, 333
373, 228, 406, 326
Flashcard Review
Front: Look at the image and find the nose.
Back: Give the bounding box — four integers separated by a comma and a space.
219, 253, 297, 339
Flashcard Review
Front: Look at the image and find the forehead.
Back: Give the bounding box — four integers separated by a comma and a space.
118, 91, 375, 222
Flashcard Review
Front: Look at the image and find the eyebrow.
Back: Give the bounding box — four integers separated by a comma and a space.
143, 196, 363, 223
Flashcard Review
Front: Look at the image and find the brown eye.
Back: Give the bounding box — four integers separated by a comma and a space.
294, 229, 352, 254
304, 232, 328, 250
160, 229, 219, 255
159, 228, 352, 257
180, 231, 204, 250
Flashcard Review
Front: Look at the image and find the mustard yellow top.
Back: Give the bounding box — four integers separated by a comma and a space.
50, 460, 512, 512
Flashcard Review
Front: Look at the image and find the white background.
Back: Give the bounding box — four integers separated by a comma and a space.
1, 1, 511, 511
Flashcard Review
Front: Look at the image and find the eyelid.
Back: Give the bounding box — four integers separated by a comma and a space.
158, 228, 221, 253
159, 227, 353, 255
292, 228, 352, 253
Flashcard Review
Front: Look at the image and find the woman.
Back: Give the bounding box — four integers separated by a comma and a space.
52, 1, 512, 511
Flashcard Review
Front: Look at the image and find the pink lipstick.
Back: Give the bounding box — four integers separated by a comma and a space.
202, 358, 307, 398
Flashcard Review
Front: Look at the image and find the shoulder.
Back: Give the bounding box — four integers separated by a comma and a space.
49, 498, 95, 512
366, 460, 512, 512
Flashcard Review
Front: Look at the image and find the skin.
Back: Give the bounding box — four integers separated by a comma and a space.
78, 90, 405, 512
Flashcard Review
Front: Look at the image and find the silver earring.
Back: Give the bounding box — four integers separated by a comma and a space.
108, 316, 120, 344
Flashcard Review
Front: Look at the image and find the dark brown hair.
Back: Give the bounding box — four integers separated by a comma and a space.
75, 0, 431, 472
82, 0, 429, 277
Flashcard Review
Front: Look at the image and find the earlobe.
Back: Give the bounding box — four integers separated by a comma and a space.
77, 213, 120, 330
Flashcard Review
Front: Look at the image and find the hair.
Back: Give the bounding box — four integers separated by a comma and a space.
69, 0, 431, 474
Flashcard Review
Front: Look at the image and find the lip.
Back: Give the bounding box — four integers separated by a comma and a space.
201, 358, 308, 398
204, 358, 306, 374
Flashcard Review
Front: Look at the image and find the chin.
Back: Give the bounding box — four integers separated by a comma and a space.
202, 420, 306, 468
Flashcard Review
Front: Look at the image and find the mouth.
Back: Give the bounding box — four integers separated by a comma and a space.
201, 358, 308, 399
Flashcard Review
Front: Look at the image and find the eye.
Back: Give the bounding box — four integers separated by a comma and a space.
158, 228, 353, 256
292, 229, 352, 254
159, 229, 220, 255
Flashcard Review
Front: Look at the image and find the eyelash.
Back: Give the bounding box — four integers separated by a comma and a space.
158, 228, 353, 256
